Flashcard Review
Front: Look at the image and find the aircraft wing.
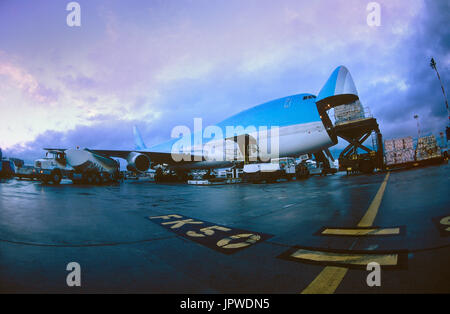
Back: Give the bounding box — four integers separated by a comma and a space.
44, 147, 204, 165
88, 126, 204, 165
90, 149, 203, 165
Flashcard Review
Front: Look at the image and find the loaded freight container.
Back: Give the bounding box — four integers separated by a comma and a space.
384, 135, 445, 169
416, 135, 441, 161
384, 137, 415, 166
385, 150, 415, 165
334, 100, 365, 125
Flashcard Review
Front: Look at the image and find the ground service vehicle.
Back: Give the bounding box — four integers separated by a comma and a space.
34, 150, 74, 184
35, 149, 120, 185
15, 165, 38, 180
243, 157, 297, 183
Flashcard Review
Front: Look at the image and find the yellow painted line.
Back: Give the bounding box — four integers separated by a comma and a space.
301, 266, 348, 294
292, 249, 398, 266
358, 172, 390, 227
321, 227, 400, 236
301, 172, 391, 294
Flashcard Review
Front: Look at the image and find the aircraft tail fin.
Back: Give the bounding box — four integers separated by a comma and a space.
133, 126, 147, 150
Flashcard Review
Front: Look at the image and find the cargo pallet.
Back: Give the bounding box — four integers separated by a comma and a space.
333, 117, 384, 174
385, 156, 447, 171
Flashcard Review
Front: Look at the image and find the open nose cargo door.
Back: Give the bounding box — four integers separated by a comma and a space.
315, 66, 384, 174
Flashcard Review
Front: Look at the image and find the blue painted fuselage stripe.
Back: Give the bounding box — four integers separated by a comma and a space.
150, 93, 321, 153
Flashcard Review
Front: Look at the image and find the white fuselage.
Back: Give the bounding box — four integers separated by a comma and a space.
176, 121, 334, 169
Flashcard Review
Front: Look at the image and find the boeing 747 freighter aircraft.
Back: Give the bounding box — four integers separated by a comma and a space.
51, 66, 360, 172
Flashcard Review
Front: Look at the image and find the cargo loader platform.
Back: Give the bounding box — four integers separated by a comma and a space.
333, 117, 384, 174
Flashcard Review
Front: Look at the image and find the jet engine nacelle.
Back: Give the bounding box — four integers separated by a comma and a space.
126, 152, 150, 172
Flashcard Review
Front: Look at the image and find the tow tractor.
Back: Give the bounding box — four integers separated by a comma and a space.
34, 150, 73, 184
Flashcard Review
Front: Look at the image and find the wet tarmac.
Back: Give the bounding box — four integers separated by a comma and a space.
0, 163, 449, 293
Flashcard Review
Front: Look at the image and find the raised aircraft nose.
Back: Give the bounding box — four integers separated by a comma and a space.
316, 66, 359, 108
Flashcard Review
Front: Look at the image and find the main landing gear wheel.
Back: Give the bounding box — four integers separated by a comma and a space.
94, 173, 101, 185
51, 170, 62, 185
85, 173, 95, 185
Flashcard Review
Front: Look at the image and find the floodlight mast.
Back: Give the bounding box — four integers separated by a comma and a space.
430, 58, 449, 126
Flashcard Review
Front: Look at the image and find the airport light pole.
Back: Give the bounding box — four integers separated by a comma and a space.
430, 57, 449, 127
414, 114, 420, 139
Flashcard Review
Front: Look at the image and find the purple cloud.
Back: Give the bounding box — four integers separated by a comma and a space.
0, 0, 448, 162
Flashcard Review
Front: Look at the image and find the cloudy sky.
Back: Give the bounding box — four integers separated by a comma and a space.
0, 0, 449, 162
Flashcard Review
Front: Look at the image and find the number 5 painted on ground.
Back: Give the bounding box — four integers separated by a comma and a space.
187, 225, 231, 237
440, 216, 450, 231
